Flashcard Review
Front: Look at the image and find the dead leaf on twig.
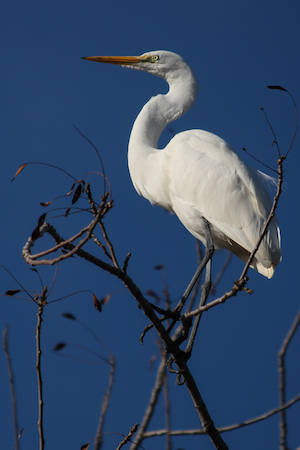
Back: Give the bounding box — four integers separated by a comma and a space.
72, 184, 82, 204
53, 343, 66, 351
62, 312, 76, 321
31, 213, 47, 240
93, 293, 102, 313
40, 201, 52, 207
11, 163, 27, 182
268, 85, 287, 92
6, 289, 21, 296
64, 208, 71, 217
100, 293, 112, 307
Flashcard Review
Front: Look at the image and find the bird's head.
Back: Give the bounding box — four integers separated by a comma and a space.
82, 50, 194, 83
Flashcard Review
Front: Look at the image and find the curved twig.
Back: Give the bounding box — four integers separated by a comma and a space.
3, 326, 20, 450
141, 392, 300, 438
94, 355, 115, 450
36, 287, 47, 450
278, 310, 300, 450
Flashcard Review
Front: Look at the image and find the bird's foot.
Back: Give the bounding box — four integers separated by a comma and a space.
139, 302, 186, 344
166, 349, 192, 385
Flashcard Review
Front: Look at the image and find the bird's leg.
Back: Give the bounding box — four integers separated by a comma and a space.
183, 222, 213, 356
167, 219, 214, 334
183, 255, 212, 358
166, 222, 213, 374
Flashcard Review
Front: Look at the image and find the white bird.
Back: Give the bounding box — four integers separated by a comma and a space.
83, 50, 282, 279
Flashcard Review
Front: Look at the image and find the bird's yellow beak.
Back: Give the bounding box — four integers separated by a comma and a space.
81, 55, 143, 65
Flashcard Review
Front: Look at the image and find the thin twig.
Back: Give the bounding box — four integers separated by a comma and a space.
131, 244, 203, 450
161, 279, 172, 450
162, 354, 171, 450
12, 428, 24, 450
36, 287, 47, 450
0, 264, 35, 301
278, 310, 300, 450
3, 326, 20, 450
86, 182, 119, 267
94, 355, 116, 450
22, 195, 228, 448
23, 219, 228, 448
98, 221, 120, 269
73, 125, 108, 197
23, 201, 108, 265
142, 392, 300, 438
129, 354, 167, 450
182, 282, 241, 320
116, 424, 139, 450
266, 86, 298, 158
23, 223, 119, 276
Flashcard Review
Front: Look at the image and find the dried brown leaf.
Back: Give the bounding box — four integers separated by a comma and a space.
6, 289, 21, 296
11, 163, 27, 182
100, 293, 112, 306
64, 208, 71, 217
31, 225, 40, 241
268, 85, 287, 92
38, 213, 47, 226
72, 184, 82, 204
93, 293, 102, 313
53, 343, 66, 351
81, 444, 89, 450
62, 312, 76, 321
40, 201, 52, 207
31, 213, 47, 240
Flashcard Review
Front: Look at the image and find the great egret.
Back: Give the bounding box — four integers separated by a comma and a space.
83, 50, 282, 279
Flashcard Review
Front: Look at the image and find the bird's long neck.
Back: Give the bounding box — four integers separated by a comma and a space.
129, 70, 198, 150
128, 69, 198, 205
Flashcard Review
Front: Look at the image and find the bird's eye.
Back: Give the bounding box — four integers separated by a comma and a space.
146, 55, 159, 63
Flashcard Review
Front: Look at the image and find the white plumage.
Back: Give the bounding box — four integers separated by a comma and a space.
83, 50, 282, 278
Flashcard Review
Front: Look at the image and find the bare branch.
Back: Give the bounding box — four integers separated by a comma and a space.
278, 310, 300, 450
36, 287, 48, 450
162, 352, 171, 450
73, 125, 108, 197
116, 424, 139, 450
94, 355, 115, 450
98, 220, 120, 269
22, 202, 108, 266
12, 428, 24, 450
3, 326, 20, 450
142, 392, 300, 438
182, 280, 242, 320
267, 86, 298, 158
113, 269, 227, 449
129, 354, 167, 450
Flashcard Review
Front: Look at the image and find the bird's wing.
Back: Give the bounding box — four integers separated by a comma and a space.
166, 129, 280, 266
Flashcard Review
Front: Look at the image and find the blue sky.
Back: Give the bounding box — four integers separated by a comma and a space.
1, 1, 300, 449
